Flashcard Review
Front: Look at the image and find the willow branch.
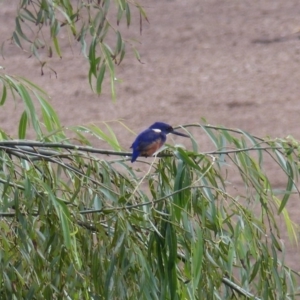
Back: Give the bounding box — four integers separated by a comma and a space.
0, 141, 289, 160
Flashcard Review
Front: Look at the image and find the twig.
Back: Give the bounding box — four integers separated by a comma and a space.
0, 141, 288, 160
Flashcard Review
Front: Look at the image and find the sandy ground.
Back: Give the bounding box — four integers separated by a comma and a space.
0, 0, 300, 272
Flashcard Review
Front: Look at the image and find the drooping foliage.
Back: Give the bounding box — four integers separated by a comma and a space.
8, 0, 147, 99
0, 76, 299, 299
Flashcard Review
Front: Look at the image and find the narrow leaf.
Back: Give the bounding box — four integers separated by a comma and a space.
18, 111, 28, 139
96, 63, 106, 94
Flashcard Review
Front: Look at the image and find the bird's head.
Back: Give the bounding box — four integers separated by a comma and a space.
149, 122, 189, 137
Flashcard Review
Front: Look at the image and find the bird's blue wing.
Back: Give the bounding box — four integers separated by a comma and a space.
131, 129, 166, 162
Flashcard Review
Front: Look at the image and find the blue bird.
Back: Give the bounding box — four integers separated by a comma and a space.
130, 122, 189, 162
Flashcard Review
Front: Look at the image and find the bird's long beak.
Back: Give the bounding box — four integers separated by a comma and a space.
171, 130, 189, 138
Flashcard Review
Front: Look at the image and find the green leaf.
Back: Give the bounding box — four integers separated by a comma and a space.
89, 37, 97, 78
0, 82, 7, 105
37, 91, 62, 131
96, 62, 106, 94
125, 3, 131, 27
278, 161, 294, 213
202, 125, 219, 149
53, 36, 62, 58
133, 47, 142, 63
115, 31, 122, 55
17, 83, 42, 136
18, 111, 28, 139
192, 226, 204, 290
58, 206, 72, 249
12, 31, 23, 49
175, 147, 202, 172
104, 122, 121, 151
102, 43, 114, 73
118, 42, 126, 65
15, 17, 32, 43
19, 76, 48, 95
110, 75, 116, 101
117, 5, 123, 25
20, 8, 37, 23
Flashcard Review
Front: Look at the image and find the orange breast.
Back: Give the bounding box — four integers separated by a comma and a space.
140, 139, 164, 157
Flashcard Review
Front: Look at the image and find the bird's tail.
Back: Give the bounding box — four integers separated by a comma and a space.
131, 150, 139, 163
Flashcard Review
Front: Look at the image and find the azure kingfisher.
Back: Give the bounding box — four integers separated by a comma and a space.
130, 122, 189, 162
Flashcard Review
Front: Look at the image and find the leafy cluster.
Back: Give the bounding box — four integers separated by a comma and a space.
0, 76, 299, 299
9, 0, 147, 99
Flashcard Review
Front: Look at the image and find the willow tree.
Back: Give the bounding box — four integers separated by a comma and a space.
0, 1, 299, 299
